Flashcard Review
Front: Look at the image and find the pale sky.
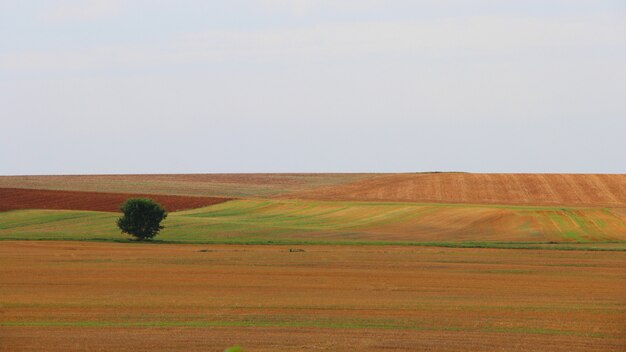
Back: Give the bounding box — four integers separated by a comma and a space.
1, 0, 625, 175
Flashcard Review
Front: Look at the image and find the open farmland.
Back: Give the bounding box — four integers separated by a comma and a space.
1, 199, 626, 247
0, 241, 624, 351
0, 174, 373, 198
2, 173, 626, 206
1, 173, 625, 351
289, 173, 626, 207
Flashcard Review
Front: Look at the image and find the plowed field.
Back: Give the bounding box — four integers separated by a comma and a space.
1, 241, 624, 351
289, 173, 626, 206
0, 188, 230, 212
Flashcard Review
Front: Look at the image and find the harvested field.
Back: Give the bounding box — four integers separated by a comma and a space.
1, 200, 625, 246
289, 173, 626, 207
0, 241, 624, 351
0, 188, 230, 212
0, 174, 373, 198
3, 173, 624, 207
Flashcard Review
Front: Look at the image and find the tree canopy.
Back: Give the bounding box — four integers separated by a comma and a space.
117, 198, 167, 240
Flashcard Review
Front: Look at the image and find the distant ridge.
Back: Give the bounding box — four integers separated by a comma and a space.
286, 173, 626, 207
0, 174, 372, 198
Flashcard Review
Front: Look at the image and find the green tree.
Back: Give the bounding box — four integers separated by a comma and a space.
117, 198, 167, 241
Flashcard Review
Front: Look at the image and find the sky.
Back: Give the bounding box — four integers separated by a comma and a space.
1, 0, 625, 175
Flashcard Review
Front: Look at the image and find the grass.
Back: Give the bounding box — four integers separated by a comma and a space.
0, 199, 625, 249
2, 237, 624, 251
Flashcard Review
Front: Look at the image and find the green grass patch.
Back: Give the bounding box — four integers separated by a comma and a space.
1, 236, 624, 251
1, 199, 625, 250
0, 320, 609, 338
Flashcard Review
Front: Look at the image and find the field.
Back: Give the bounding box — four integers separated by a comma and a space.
1, 241, 625, 351
290, 173, 626, 206
0, 174, 373, 198
1, 199, 626, 248
1, 173, 625, 351
3, 173, 624, 206
0, 188, 230, 212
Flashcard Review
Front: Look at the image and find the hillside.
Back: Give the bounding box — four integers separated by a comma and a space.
2, 173, 625, 207
2, 199, 625, 244
287, 173, 626, 207
0, 173, 373, 198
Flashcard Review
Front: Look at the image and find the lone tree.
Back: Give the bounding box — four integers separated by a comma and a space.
117, 198, 167, 241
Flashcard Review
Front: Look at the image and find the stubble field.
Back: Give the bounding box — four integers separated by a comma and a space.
1, 241, 624, 351
0, 174, 373, 198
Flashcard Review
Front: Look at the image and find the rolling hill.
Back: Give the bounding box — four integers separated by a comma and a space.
0, 173, 373, 198
287, 173, 626, 207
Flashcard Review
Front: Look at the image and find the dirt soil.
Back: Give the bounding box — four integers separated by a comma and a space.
0, 241, 624, 351
0, 188, 230, 212
288, 173, 626, 206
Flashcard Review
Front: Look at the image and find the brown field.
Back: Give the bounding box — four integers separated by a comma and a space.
0, 173, 373, 198
2, 173, 625, 207
289, 173, 626, 206
0, 241, 624, 351
0, 188, 230, 212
